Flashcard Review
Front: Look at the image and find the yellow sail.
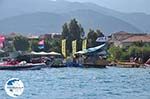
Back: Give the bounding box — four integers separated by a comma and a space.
82, 39, 87, 50
72, 40, 77, 56
61, 39, 66, 57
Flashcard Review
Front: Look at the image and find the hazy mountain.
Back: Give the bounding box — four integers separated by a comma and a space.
120, 13, 150, 33
0, 11, 140, 35
66, 10, 140, 33
0, 0, 149, 34
0, 0, 119, 19
0, 12, 68, 34
66, 0, 150, 14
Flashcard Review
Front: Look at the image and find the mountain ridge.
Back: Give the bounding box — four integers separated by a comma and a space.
0, 0, 149, 34
0, 11, 140, 35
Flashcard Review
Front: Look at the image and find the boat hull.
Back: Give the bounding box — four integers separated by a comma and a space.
83, 59, 108, 68
0, 63, 45, 70
51, 64, 67, 68
117, 62, 140, 68
83, 63, 106, 68
144, 64, 150, 67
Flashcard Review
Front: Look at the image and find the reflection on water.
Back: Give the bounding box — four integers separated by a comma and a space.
0, 67, 150, 99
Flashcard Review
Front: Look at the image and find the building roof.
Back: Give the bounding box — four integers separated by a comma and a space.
113, 31, 130, 35
122, 35, 150, 43
110, 31, 150, 43
111, 31, 132, 42
28, 35, 39, 39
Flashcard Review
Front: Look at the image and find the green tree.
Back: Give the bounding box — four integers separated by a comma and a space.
45, 39, 61, 52
87, 29, 99, 47
128, 46, 140, 58
107, 45, 123, 61
69, 19, 82, 40
79, 24, 85, 39
62, 23, 69, 39
61, 18, 84, 54
62, 22, 72, 54
50, 39, 61, 52
128, 45, 150, 63
132, 41, 144, 47
87, 29, 105, 48
31, 39, 39, 52
13, 36, 30, 51
96, 29, 104, 37
43, 38, 51, 52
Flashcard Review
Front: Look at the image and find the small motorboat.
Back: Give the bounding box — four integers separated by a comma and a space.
83, 58, 108, 68
117, 62, 140, 68
83, 63, 106, 68
0, 61, 45, 70
144, 58, 150, 67
144, 64, 150, 67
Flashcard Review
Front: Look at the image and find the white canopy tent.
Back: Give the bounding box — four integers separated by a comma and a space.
48, 52, 61, 55
30, 51, 61, 56
0, 49, 5, 53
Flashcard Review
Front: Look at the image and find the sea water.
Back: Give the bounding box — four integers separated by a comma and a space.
0, 67, 150, 99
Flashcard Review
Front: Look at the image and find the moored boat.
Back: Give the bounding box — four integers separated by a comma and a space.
83, 64, 106, 68
144, 64, 150, 67
0, 61, 45, 70
83, 58, 108, 68
144, 58, 150, 67
117, 62, 140, 68
74, 44, 108, 68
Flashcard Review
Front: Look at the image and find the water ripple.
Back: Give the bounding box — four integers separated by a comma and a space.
0, 67, 150, 99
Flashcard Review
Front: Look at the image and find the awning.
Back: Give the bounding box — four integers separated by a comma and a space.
0, 49, 5, 53
30, 51, 47, 55
75, 50, 87, 54
87, 44, 106, 53
48, 52, 61, 55
30, 51, 61, 56
75, 44, 106, 54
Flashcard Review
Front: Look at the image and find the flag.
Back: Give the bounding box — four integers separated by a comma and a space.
61, 39, 66, 57
38, 40, 44, 49
72, 40, 77, 56
0, 35, 5, 42
38, 40, 44, 45
0, 42, 3, 48
0, 35, 5, 48
82, 39, 87, 50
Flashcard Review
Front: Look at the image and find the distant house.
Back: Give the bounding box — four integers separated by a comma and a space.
41, 33, 62, 40
109, 31, 150, 47
27, 33, 62, 41
27, 35, 39, 40
3, 33, 20, 51
121, 35, 150, 47
5, 32, 21, 40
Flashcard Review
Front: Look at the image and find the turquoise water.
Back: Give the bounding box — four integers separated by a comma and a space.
0, 67, 150, 99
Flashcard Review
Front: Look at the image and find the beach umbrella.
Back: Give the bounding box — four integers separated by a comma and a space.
31, 51, 48, 55
0, 49, 5, 53
75, 50, 87, 54
48, 52, 61, 55
31, 51, 38, 54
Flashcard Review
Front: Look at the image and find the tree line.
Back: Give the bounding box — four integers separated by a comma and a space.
108, 42, 150, 63
62, 18, 104, 55
4, 18, 104, 53
2, 18, 150, 63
